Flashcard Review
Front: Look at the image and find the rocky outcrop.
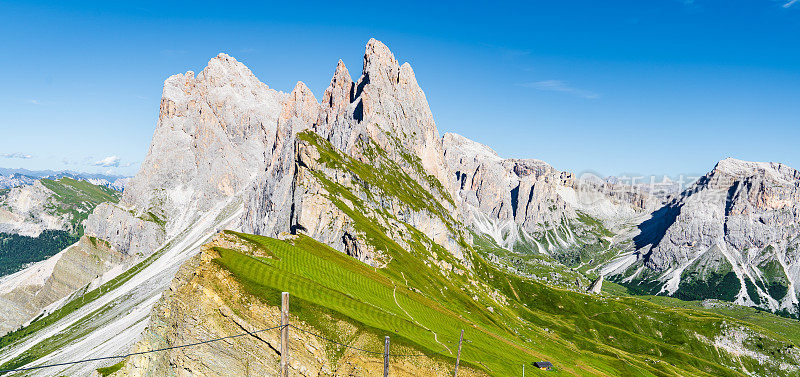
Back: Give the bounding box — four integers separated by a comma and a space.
83, 203, 165, 257
443, 133, 572, 239
239, 81, 318, 237
241, 39, 464, 263
588, 275, 604, 294
0, 181, 69, 237
314, 39, 453, 207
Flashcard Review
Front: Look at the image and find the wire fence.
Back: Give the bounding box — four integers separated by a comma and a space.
0, 324, 287, 374
288, 324, 425, 357
0, 293, 476, 376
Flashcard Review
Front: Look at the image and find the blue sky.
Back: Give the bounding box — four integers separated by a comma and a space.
1, 0, 798, 178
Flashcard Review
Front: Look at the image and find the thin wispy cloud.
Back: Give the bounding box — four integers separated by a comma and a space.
27, 99, 41, 105
519, 80, 600, 99
94, 156, 121, 167
784, 0, 798, 8
2, 153, 33, 159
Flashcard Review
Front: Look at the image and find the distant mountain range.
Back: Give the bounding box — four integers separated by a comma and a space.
0, 168, 129, 191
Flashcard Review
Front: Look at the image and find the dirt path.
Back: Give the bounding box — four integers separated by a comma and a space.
392, 282, 452, 354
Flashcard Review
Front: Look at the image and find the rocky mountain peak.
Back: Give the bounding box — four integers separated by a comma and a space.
311, 39, 452, 195
442, 132, 503, 162
281, 81, 319, 124
197, 53, 265, 88
362, 38, 400, 84
316, 60, 354, 140
710, 157, 799, 184
326, 60, 354, 105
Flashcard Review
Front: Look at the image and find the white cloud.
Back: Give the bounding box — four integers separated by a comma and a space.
519, 80, 600, 99
784, 0, 798, 8
94, 156, 121, 167
27, 99, 40, 105
2, 153, 32, 159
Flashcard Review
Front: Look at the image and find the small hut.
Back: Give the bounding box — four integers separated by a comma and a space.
533, 361, 553, 371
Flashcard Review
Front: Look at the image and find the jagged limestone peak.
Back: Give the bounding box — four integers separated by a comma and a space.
362, 38, 400, 84
281, 81, 319, 124
198, 53, 266, 88
316, 59, 354, 140
325, 60, 354, 108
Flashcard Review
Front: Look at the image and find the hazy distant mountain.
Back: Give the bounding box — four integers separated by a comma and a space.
0, 168, 129, 191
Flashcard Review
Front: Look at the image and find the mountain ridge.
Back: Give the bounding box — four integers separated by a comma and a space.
1, 39, 799, 376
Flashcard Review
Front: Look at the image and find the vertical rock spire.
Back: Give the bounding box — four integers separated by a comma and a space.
362, 38, 400, 85
316, 39, 452, 195
316, 60, 354, 139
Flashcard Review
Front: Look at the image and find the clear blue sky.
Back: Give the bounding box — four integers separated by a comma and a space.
1, 0, 798, 178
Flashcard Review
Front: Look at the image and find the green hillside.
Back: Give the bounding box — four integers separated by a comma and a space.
39, 177, 121, 234
211, 230, 799, 376
0, 178, 121, 277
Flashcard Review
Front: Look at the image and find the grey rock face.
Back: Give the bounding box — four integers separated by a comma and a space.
86, 53, 288, 255
240, 82, 318, 237
316, 39, 453, 202
611, 158, 800, 314
124, 53, 282, 225
442, 132, 649, 253
588, 275, 604, 294
442, 132, 571, 231
241, 39, 463, 263
83, 203, 165, 257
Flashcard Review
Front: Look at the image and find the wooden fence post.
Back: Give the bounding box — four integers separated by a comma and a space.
454, 329, 464, 377
280, 292, 289, 377
384, 336, 390, 377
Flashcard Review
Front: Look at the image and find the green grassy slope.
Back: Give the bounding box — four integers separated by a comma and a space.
603, 281, 800, 346
39, 177, 121, 234
214, 230, 799, 377
257, 130, 800, 376
0, 178, 121, 277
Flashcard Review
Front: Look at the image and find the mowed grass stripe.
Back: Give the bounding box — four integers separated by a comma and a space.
214, 235, 550, 374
